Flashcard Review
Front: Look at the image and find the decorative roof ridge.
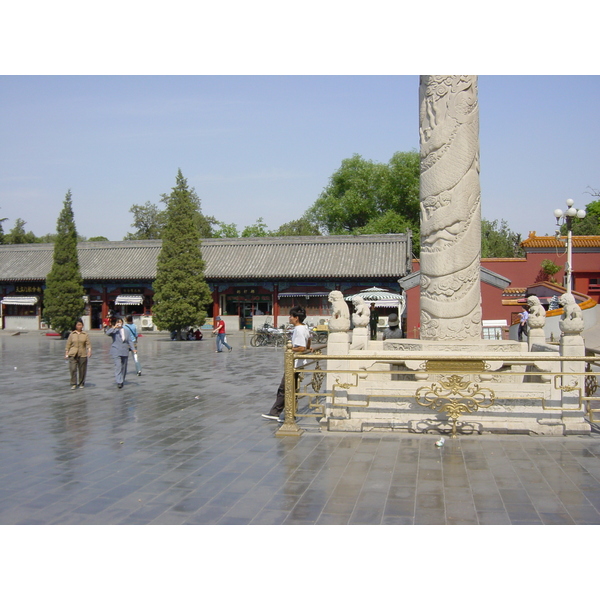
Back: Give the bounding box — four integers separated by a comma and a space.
521, 233, 600, 248
481, 257, 527, 262
199, 233, 410, 247
0, 233, 411, 253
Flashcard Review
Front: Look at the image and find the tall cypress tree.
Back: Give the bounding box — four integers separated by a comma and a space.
152, 170, 212, 339
43, 191, 85, 335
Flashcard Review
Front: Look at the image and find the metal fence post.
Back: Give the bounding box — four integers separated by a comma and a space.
275, 341, 303, 437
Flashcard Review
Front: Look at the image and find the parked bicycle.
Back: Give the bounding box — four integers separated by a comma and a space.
250, 322, 328, 347
250, 323, 292, 347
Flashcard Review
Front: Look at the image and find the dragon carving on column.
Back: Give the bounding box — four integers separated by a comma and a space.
419, 75, 482, 341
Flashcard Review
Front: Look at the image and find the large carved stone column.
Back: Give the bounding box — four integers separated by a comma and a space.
419, 75, 482, 340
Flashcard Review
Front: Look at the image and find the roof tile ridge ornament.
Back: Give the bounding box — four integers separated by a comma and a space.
78, 239, 163, 249
201, 233, 409, 246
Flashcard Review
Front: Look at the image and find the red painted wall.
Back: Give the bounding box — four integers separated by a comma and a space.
404, 250, 599, 339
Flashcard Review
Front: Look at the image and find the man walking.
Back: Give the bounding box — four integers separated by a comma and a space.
213, 316, 232, 353
105, 317, 137, 388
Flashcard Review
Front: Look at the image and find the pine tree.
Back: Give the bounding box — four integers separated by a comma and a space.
152, 170, 212, 339
43, 191, 85, 335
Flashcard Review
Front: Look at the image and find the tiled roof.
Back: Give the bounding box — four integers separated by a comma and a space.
201, 235, 411, 279
521, 232, 600, 249
0, 234, 411, 282
502, 287, 527, 296
0, 241, 161, 281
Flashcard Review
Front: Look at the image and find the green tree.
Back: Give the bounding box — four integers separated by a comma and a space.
37, 232, 87, 243
43, 191, 86, 335
481, 219, 524, 258
568, 194, 600, 236
36, 233, 58, 243
88, 236, 109, 242
304, 151, 420, 238
124, 201, 167, 240
212, 221, 239, 238
5, 218, 37, 244
0, 213, 6, 244
539, 259, 562, 283
125, 187, 215, 240
152, 170, 212, 339
241, 217, 269, 237
273, 217, 321, 237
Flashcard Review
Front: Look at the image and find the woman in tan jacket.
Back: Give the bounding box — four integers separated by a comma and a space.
65, 318, 92, 389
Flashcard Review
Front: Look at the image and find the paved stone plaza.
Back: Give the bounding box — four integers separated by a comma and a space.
2, 329, 600, 525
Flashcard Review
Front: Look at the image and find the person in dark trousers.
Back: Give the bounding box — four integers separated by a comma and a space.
105, 317, 137, 388
65, 318, 92, 389
262, 305, 311, 421
518, 307, 529, 342
369, 303, 380, 340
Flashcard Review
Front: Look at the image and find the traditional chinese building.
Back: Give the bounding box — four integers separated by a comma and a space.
401, 232, 600, 339
0, 234, 412, 331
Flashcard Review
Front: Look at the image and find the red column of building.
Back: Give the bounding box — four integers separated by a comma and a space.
273, 284, 279, 328
101, 287, 108, 324
212, 287, 220, 326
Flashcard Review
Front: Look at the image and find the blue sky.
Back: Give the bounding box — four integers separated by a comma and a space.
1, 0, 596, 585
2, 5, 599, 244
2, 75, 599, 242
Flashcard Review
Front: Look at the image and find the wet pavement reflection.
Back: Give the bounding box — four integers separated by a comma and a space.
2, 330, 600, 524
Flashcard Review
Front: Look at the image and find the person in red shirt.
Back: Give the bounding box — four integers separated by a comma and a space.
212, 316, 232, 353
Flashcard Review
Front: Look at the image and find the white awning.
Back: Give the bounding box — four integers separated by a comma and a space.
371, 300, 402, 308
115, 295, 144, 305
278, 292, 330, 298
1, 296, 38, 305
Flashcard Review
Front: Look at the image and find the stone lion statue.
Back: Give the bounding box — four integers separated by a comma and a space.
352, 296, 370, 328
328, 290, 350, 332
558, 293, 584, 335
526, 295, 546, 329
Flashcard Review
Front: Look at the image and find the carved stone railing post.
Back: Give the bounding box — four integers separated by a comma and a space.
558, 293, 589, 434
351, 296, 369, 349
527, 295, 546, 350
326, 290, 351, 419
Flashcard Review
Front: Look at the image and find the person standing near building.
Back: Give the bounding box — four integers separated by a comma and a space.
518, 306, 529, 342
382, 313, 402, 340
369, 303, 380, 340
124, 315, 141, 376
65, 318, 92, 389
105, 317, 137, 388
213, 316, 232, 352
124, 315, 138, 348
262, 305, 310, 421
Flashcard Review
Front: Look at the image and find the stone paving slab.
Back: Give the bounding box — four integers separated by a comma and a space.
2, 330, 600, 525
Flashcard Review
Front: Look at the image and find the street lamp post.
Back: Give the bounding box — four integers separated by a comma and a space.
554, 198, 586, 295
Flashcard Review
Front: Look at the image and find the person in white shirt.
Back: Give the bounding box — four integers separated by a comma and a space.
262, 306, 310, 421
518, 307, 529, 342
